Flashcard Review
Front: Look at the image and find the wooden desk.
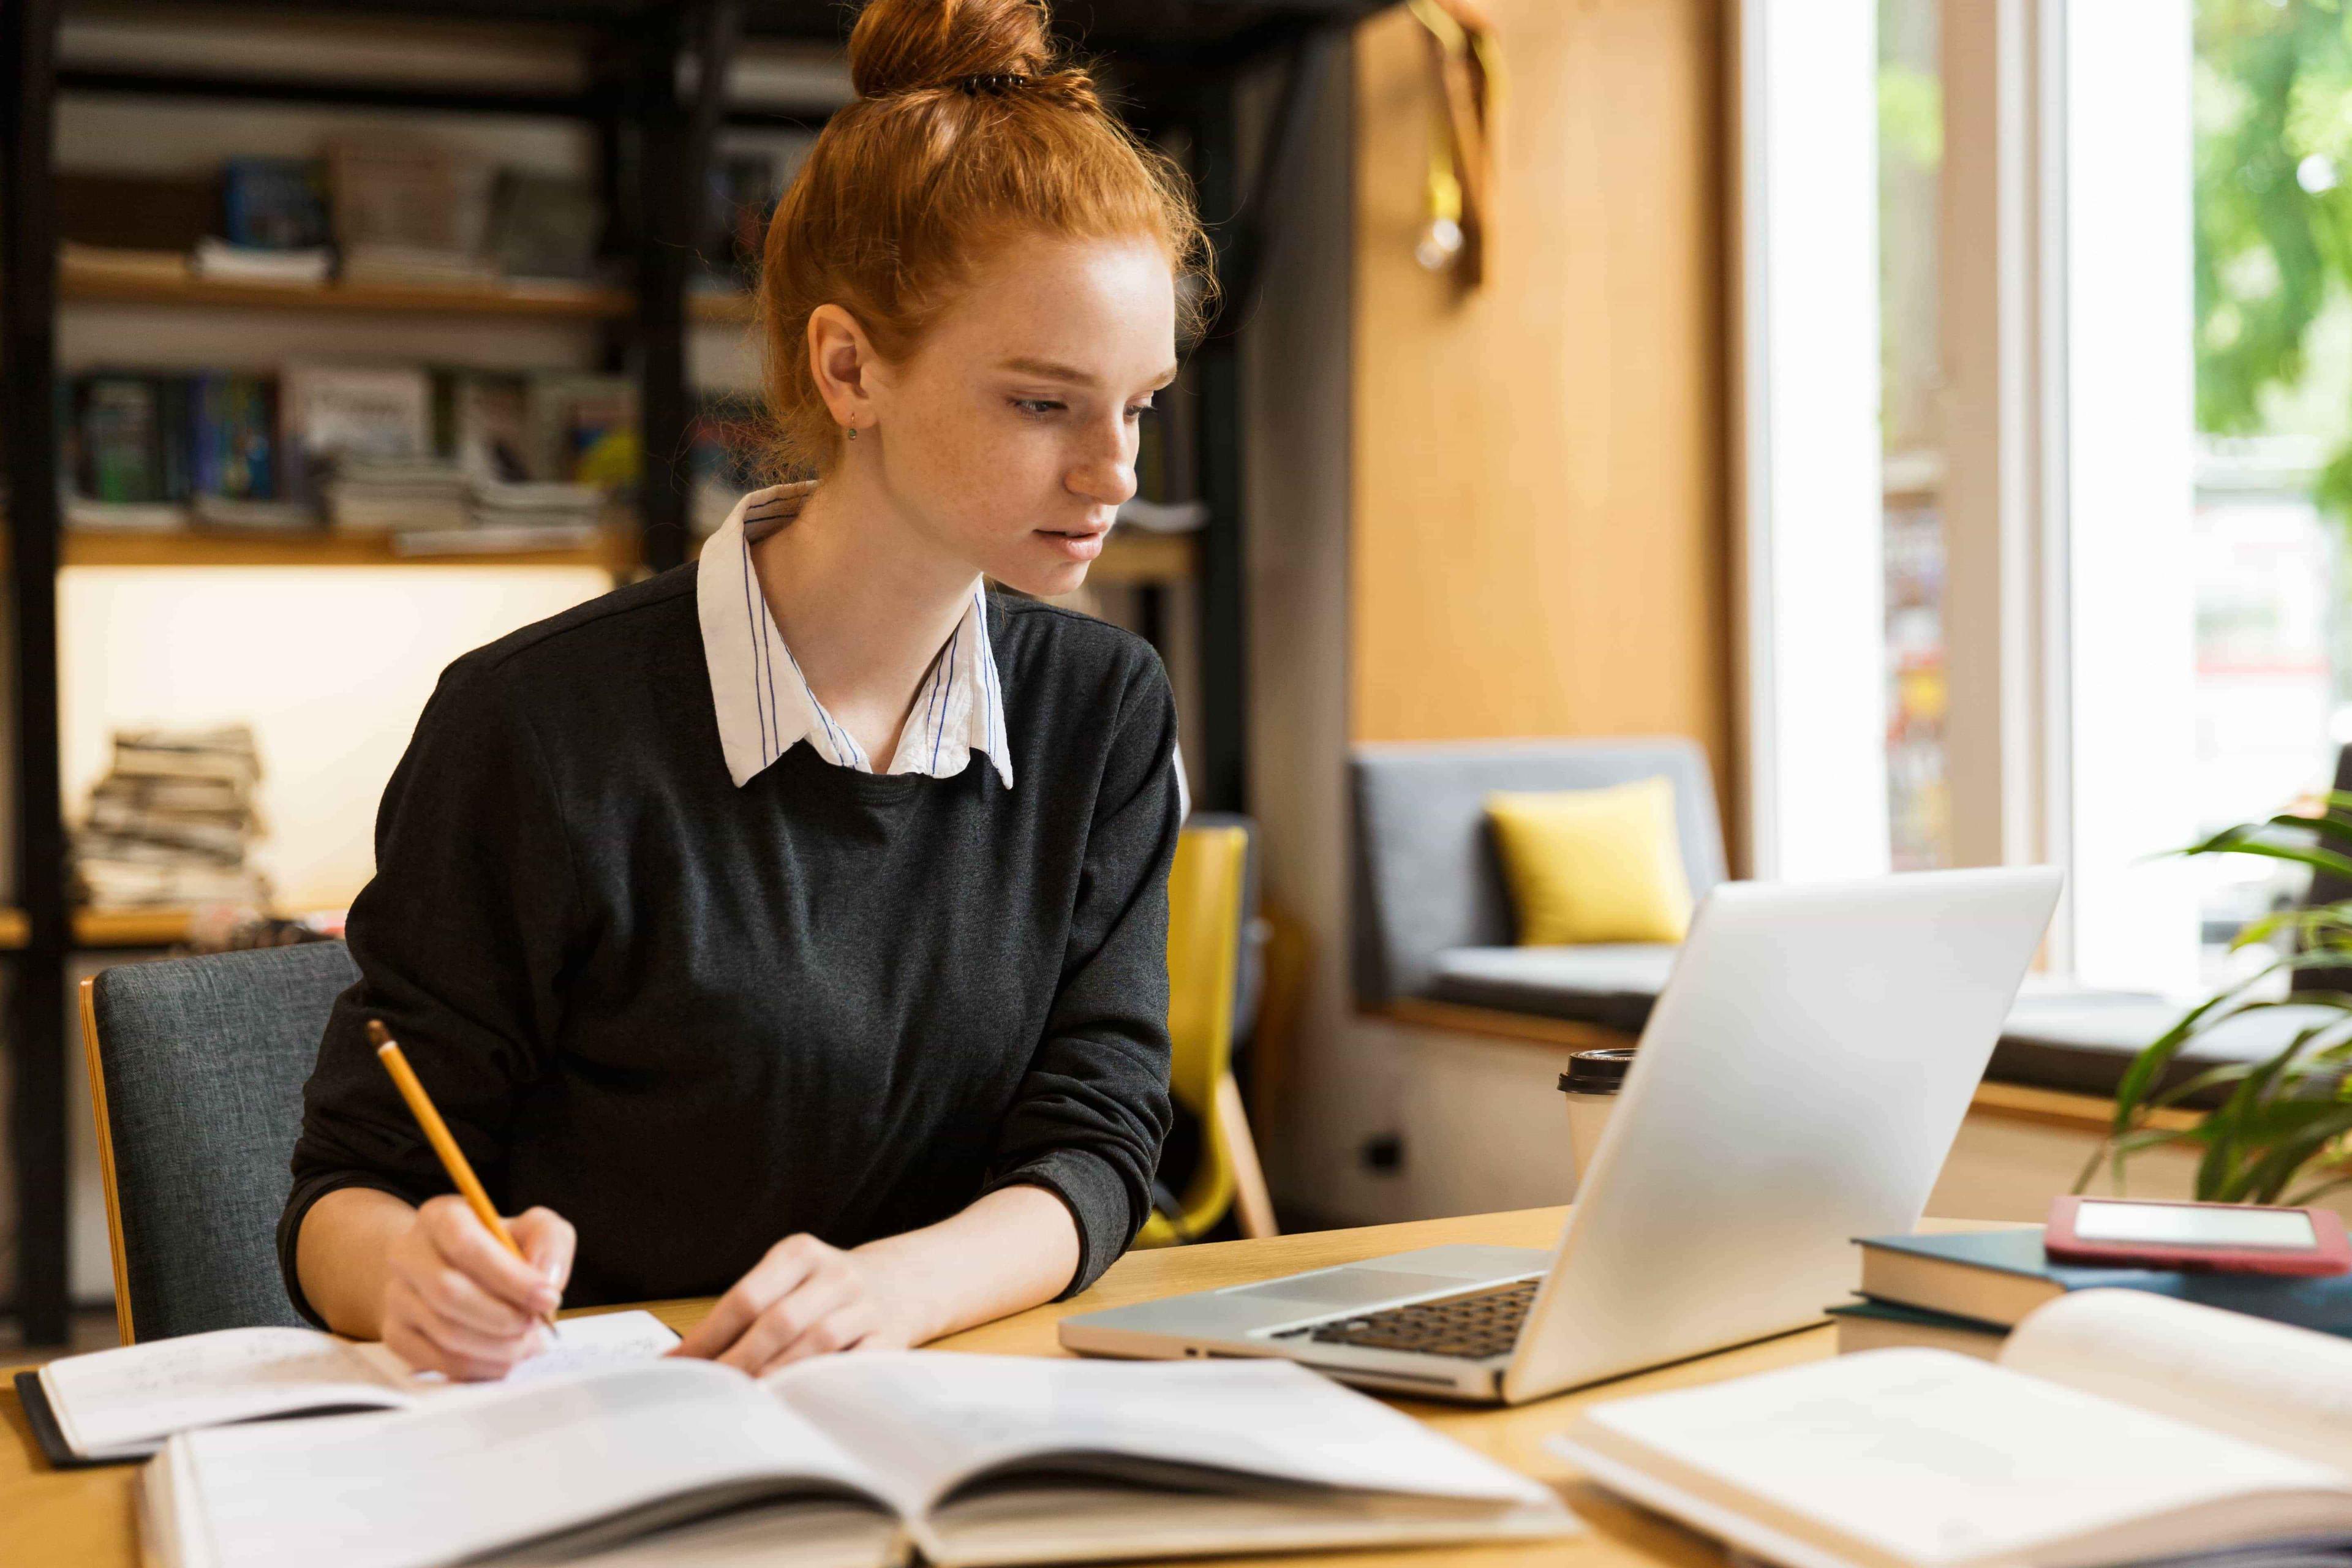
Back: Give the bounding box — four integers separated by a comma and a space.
1, 1206, 1989, 1568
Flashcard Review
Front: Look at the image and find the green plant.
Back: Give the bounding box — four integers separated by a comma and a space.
2196, 0, 2352, 522
2079, 799, 2352, 1207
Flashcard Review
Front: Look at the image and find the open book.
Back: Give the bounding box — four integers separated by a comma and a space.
21, 1310, 679, 1464
141, 1351, 1577, 1568
1550, 1287, 2352, 1568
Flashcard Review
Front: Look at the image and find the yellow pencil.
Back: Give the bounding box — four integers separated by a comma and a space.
368, 1019, 560, 1331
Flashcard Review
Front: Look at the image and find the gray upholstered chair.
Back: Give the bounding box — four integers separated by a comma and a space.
80, 941, 356, 1342
1350, 737, 1726, 1031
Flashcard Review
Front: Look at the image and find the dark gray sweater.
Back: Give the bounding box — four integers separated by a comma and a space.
279, 567, 1178, 1321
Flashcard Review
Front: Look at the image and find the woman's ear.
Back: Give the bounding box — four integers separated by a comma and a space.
806, 303, 882, 431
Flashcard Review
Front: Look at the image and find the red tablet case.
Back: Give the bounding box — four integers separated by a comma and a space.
2046, 1195, 2352, 1276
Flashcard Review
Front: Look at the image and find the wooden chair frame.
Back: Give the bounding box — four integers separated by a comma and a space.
78, 974, 138, 1346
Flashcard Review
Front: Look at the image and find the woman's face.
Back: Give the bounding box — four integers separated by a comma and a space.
862, 231, 1180, 598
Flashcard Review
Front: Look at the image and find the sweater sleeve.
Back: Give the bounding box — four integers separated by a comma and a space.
277, 657, 581, 1326
980, 655, 1182, 1298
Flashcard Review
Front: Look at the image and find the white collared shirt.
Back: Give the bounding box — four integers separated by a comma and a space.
697, 483, 1015, 790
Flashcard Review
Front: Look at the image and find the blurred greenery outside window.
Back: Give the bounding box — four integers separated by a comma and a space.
2193, 0, 2352, 971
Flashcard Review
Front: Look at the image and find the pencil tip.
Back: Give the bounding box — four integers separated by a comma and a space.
366, 1019, 392, 1049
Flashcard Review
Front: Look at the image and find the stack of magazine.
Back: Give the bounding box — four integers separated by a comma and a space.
326, 456, 470, 533
72, 726, 268, 912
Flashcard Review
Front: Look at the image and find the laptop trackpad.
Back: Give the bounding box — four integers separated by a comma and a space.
1224, 1268, 1474, 1310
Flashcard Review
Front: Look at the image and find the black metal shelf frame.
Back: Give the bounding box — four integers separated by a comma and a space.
0, 0, 1369, 1345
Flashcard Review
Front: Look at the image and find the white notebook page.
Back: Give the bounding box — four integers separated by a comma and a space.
49, 1328, 399, 1455
51, 1309, 682, 1458
349, 1308, 684, 1390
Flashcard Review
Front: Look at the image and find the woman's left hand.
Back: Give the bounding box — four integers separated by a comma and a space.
669, 1234, 930, 1374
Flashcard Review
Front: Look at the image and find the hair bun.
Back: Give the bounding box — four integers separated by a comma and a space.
848, 0, 1058, 100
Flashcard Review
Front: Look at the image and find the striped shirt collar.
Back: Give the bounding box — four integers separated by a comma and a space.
696, 482, 1015, 791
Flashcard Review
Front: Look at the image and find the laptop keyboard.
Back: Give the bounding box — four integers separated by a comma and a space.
1268, 1278, 1539, 1360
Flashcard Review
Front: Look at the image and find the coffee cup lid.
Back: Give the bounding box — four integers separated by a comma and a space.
1558, 1047, 1637, 1095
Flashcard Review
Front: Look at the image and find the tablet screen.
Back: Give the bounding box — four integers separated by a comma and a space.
2073, 1200, 2317, 1250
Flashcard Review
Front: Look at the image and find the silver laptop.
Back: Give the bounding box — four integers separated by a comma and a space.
1061, 866, 2064, 1404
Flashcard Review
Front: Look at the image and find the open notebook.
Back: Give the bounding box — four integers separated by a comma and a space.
19, 1310, 679, 1465
1551, 1287, 2352, 1568
140, 1351, 1577, 1568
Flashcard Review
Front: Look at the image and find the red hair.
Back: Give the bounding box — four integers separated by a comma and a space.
758, 0, 1213, 477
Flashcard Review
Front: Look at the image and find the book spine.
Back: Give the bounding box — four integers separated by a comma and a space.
157, 376, 194, 504
192, 374, 222, 499
84, 377, 159, 503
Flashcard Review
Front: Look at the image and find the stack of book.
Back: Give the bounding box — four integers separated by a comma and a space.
72, 726, 270, 912
60, 138, 612, 295
328, 137, 499, 290
326, 456, 470, 532
386, 478, 605, 555
194, 156, 333, 284
1831, 1223, 2352, 1357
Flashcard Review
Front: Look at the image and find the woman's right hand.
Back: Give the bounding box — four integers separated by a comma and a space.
380, 1196, 575, 1381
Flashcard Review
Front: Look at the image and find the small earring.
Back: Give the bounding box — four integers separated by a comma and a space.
845, 425, 858, 441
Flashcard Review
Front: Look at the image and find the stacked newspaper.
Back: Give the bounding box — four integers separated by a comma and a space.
391, 478, 605, 556
327, 456, 469, 532
72, 726, 270, 911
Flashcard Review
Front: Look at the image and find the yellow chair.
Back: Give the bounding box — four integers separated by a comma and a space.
1137, 822, 1278, 1246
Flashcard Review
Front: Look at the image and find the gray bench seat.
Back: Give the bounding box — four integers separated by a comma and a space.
1349, 739, 2335, 1111
1425, 944, 1682, 1034
1418, 943, 2329, 1107
1992, 991, 2341, 1107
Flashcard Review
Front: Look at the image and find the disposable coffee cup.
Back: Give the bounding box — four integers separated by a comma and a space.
1558, 1048, 1637, 1187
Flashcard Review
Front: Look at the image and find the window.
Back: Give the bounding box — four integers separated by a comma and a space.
1880, 0, 1950, 871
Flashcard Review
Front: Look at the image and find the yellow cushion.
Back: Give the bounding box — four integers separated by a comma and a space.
1485, 778, 1692, 945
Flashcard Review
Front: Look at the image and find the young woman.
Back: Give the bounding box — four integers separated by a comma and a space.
281, 0, 1207, 1381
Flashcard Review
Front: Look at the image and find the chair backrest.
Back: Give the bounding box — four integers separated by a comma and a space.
82, 940, 358, 1342
1150, 821, 1251, 1242
1349, 737, 1726, 1007
1166, 822, 1251, 1117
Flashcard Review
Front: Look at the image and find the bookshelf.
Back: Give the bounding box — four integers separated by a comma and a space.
1, 0, 1371, 1348
61, 247, 756, 324
0, 908, 208, 951
59, 256, 636, 319
59, 525, 639, 576
13, 522, 1183, 583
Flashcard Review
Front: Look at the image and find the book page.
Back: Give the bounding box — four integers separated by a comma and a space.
484, 1501, 902, 1568
922, 1483, 1575, 1568
1559, 1348, 2352, 1568
43, 1327, 405, 1457
2001, 1288, 2352, 1473
767, 1352, 1553, 1513
173, 1360, 895, 1568
347, 1308, 683, 1391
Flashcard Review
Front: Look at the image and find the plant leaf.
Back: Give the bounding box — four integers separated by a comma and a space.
2180, 833, 2352, 884
2223, 1105, 2352, 1204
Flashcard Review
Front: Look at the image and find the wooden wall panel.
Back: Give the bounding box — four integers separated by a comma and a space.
1350, 0, 1730, 780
